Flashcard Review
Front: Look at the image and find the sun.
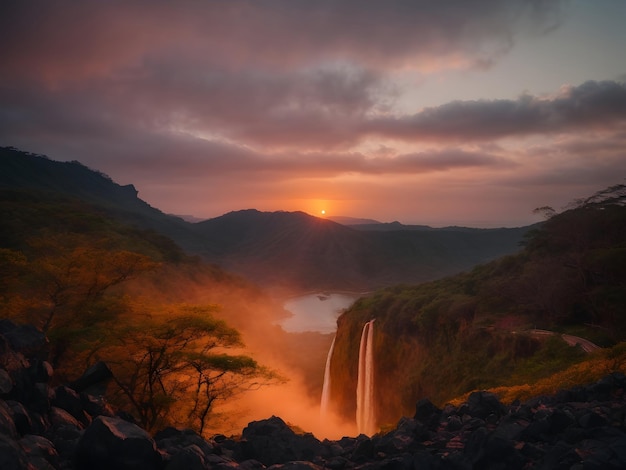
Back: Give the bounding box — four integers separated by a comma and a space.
321, 210, 326, 216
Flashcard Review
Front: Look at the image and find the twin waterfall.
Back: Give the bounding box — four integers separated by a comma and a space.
356, 320, 376, 435
320, 319, 377, 436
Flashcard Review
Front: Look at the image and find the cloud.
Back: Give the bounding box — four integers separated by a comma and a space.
365, 80, 626, 142
0, 1, 567, 81
3, 0, 623, 228
0, 0, 574, 155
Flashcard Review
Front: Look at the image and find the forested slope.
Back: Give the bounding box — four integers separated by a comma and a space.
329, 185, 626, 426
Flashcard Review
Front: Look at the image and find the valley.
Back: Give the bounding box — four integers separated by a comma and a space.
2, 147, 626, 443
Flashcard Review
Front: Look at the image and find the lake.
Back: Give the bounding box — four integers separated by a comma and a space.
280, 292, 361, 333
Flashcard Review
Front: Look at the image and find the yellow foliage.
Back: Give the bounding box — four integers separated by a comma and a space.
448, 343, 626, 406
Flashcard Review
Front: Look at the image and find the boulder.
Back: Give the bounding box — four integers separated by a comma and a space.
5, 400, 33, 435
0, 368, 13, 394
70, 361, 113, 394
53, 386, 91, 426
466, 391, 507, 421
241, 416, 324, 466
20, 434, 59, 469
74, 416, 162, 470
0, 400, 17, 438
413, 398, 441, 428
0, 321, 49, 359
0, 433, 31, 470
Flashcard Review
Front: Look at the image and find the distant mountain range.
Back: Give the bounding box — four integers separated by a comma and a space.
0, 147, 535, 292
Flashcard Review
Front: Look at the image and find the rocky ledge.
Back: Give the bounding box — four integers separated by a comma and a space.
2, 318, 626, 469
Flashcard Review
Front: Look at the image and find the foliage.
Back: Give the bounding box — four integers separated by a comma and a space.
333, 185, 626, 424
102, 304, 276, 433
0, 187, 278, 432
451, 342, 626, 406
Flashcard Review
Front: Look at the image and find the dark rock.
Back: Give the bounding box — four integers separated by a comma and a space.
351, 435, 375, 462
587, 376, 616, 401
476, 435, 525, 470
49, 406, 82, 431
0, 368, 13, 394
20, 434, 60, 469
464, 426, 489, 464
536, 440, 580, 470
238, 459, 266, 470
29, 383, 55, 415
445, 415, 463, 432
1, 322, 49, 359
466, 391, 507, 420
80, 393, 115, 418
325, 455, 349, 469
155, 426, 215, 462
164, 444, 207, 470
50, 424, 83, 463
414, 398, 441, 427
0, 400, 18, 438
74, 416, 162, 470
5, 399, 33, 435
548, 408, 575, 434
521, 416, 550, 442
0, 433, 31, 470
412, 450, 441, 470
579, 410, 609, 429
70, 361, 113, 394
53, 386, 91, 427
28, 359, 54, 384
240, 416, 324, 466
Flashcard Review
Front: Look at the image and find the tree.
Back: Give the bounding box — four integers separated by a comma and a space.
2, 233, 157, 369
24, 234, 156, 333
105, 304, 276, 433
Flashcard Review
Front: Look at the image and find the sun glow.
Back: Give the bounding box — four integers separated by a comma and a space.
321, 210, 326, 216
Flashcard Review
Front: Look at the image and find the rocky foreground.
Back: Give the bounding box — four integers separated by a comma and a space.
2, 319, 626, 469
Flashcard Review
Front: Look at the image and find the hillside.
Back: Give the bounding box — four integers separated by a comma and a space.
328, 187, 626, 426
0, 174, 339, 433
0, 146, 208, 254
1, 147, 532, 293
194, 209, 531, 292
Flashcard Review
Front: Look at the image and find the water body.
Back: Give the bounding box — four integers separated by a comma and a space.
281, 293, 359, 333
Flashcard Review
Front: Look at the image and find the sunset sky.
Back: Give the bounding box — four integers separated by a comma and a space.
1, 0, 625, 227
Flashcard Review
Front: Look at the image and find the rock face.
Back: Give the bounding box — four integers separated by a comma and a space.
2, 318, 626, 469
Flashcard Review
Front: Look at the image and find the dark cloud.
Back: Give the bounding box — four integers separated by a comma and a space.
366, 81, 626, 141
0, 0, 567, 80
0, 0, 574, 155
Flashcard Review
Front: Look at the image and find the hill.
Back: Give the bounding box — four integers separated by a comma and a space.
194, 209, 531, 292
1, 147, 532, 292
328, 186, 626, 426
0, 146, 208, 254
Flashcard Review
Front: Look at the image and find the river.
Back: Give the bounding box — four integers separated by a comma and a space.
280, 292, 361, 333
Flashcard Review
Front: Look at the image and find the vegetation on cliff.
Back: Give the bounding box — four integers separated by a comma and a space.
330, 184, 626, 427
0, 188, 280, 434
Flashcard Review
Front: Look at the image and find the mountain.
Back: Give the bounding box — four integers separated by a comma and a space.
1, 147, 532, 292
194, 209, 531, 292
0, 146, 208, 254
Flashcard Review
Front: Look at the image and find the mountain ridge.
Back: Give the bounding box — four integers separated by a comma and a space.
1, 146, 533, 292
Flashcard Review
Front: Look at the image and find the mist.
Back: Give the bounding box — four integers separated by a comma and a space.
119, 262, 359, 439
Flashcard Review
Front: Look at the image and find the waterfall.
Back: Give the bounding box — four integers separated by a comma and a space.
320, 335, 335, 418
356, 319, 376, 435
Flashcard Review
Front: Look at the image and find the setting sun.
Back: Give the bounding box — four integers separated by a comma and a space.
321, 210, 326, 215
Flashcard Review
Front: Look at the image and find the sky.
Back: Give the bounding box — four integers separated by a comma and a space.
1, 0, 626, 227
